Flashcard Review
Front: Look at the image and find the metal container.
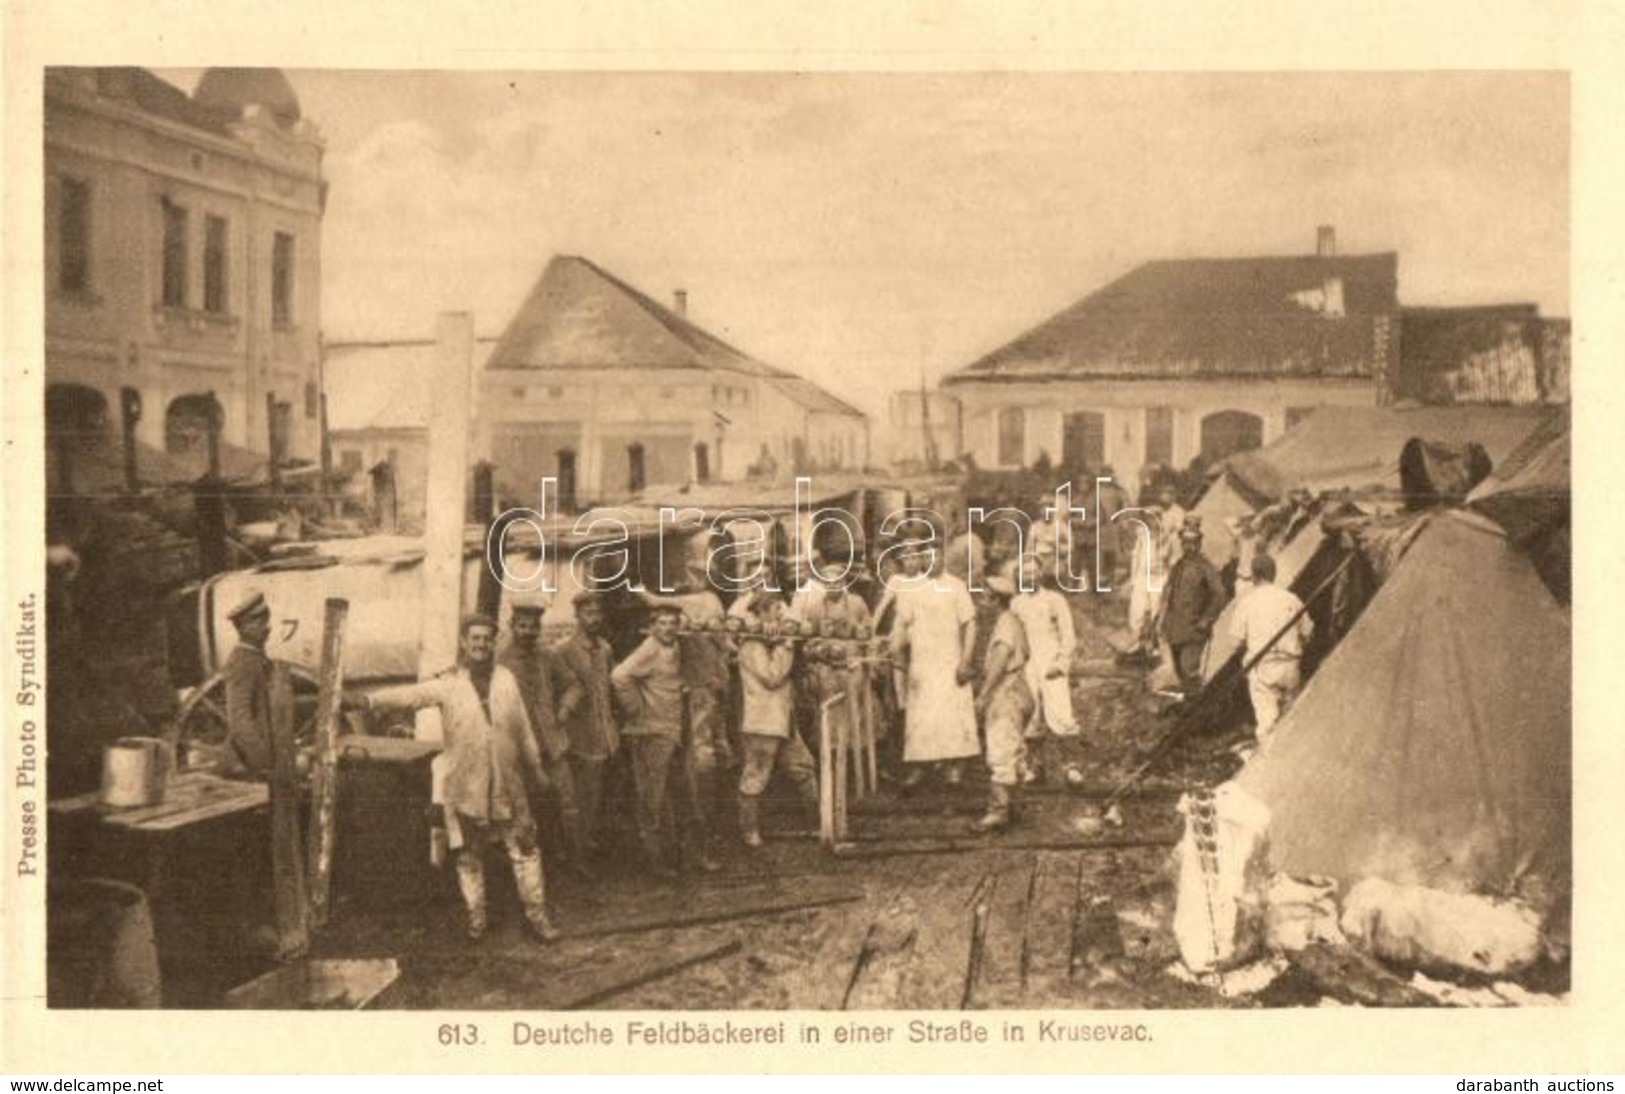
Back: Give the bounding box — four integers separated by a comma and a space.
99, 737, 174, 809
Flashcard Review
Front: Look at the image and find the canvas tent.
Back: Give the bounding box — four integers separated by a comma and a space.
1232, 510, 1571, 903
1194, 404, 1553, 568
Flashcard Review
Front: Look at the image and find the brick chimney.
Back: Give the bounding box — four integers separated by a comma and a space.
673, 289, 688, 317
1317, 225, 1336, 257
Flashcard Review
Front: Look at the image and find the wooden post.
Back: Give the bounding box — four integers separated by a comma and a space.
860, 660, 879, 794
305, 597, 348, 931
416, 312, 475, 742
205, 392, 222, 480
829, 691, 849, 842
194, 479, 229, 578
473, 461, 506, 621
845, 683, 867, 798
319, 392, 335, 518
265, 392, 281, 492
119, 387, 141, 496
267, 661, 308, 959
818, 695, 837, 849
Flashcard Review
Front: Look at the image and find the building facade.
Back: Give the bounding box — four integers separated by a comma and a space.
1395, 305, 1570, 407
44, 68, 325, 467
477, 255, 869, 504
940, 227, 1396, 494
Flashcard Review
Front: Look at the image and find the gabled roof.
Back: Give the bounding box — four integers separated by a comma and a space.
944, 252, 1399, 384
489, 255, 774, 376
325, 338, 499, 433
52, 68, 235, 136
486, 255, 863, 419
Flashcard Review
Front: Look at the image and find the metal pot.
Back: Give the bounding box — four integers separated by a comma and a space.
100, 737, 175, 808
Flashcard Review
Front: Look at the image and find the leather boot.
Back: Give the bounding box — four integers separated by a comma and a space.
454, 850, 488, 940
512, 852, 561, 943
969, 783, 1012, 834
738, 794, 763, 848
562, 811, 597, 881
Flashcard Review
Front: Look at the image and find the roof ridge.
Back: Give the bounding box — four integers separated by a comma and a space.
566, 255, 778, 377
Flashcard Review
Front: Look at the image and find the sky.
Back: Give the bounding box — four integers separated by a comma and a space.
163, 69, 1569, 418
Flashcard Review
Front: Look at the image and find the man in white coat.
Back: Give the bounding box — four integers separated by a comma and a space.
889, 547, 980, 784
361, 614, 558, 943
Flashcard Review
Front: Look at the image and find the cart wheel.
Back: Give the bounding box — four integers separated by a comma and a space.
174, 662, 326, 748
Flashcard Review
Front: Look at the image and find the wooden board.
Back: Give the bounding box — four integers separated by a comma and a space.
1021, 851, 1082, 998
547, 939, 743, 1010
965, 854, 1038, 1009
50, 774, 268, 832
557, 879, 863, 941
894, 858, 991, 1010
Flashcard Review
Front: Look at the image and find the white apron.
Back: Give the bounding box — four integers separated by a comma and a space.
891, 574, 980, 762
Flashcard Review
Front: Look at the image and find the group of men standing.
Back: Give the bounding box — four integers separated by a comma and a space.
215, 486, 1315, 946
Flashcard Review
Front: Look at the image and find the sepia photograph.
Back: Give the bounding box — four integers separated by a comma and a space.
27, 62, 1576, 1020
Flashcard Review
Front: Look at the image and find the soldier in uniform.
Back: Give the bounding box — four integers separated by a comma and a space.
499, 600, 590, 879
551, 591, 620, 857
220, 592, 274, 780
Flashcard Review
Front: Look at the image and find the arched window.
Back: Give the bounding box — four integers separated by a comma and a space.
1199, 410, 1264, 463
165, 393, 223, 454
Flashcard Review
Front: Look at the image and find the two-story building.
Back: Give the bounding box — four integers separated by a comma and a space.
477, 255, 869, 504
44, 67, 325, 470
940, 227, 1398, 494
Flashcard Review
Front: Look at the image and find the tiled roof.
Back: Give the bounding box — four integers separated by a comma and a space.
487, 255, 863, 418
944, 252, 1399, 383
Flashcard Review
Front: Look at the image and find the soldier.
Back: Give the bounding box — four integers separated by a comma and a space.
499, 599, 591, 879
359, 614, 559, 943
734, 593, 816, 846
220, 592, 274, 780
552, 591, 620, 857
971, 568, 1034, 833
1158, 522, 1228, 699
612, 602, 719, 878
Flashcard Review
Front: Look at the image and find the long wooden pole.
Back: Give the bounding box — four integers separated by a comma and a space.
305, 597, 348, 931
267, 661, 308, 959
416, 312, 475, 742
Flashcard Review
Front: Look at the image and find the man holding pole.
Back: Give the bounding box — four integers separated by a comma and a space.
1227, 553, 1313, 745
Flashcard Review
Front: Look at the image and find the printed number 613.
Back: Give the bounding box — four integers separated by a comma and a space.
439, 1023, 480, 1046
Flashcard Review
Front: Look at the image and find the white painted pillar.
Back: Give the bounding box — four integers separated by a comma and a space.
415, 311, 474, 742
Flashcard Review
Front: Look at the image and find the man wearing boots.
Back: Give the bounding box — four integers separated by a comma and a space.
360, 614, 559, 943
736, 592, 818, 846
499, 600, 591, 880
612, 602, 719, 878
552, 592, 620, 859
1158, 521, 1228, 700
972, 568, 1035, 833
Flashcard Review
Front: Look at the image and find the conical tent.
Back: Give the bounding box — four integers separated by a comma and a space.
1233, 511, 1571, 901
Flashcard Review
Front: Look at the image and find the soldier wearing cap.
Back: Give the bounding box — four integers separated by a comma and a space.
499, 598, 590, 879
1157, 517, 1228, 699
359, 613, 559, 943
971, 565, 1034, 833
612, 599, 719, 877
551, 590, 620, 855
221, 592, 274, 780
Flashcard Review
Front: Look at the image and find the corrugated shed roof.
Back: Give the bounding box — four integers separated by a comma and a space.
325, 338, 498, 433
486, 255, 863, 418
944, 252, 1399, 383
